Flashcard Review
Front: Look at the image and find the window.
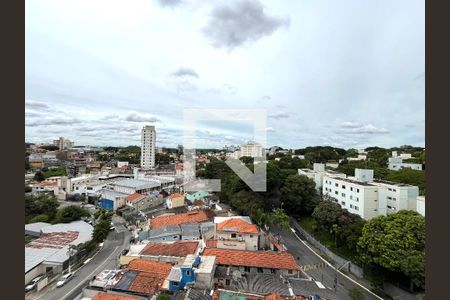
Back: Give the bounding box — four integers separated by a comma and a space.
350, 187, 353, 191
225, 279, 230, 285
271, 269, 276, 274
244, 266, 250, 272
388, 188, 392, 191
387, 196, 392, 200
231, 233, 237, 238
342, 185, 346, 189
341, 201, 346, 205
350, 196, 353, 200
350, 204, 353, 208
250, 235, 253, 238
341, 193, 345, 197
173, 282, 179, 286
393, 189, 397, 192
288, 270, 293, 274
257, 268, 263, 273
357, 188, 360, 193
392, 197, 396, 201
335, 183, 338, 187
186, 270, 191, 276
355, 206, 359, 211
356, 197, 359, 202
335, 191, 338, 195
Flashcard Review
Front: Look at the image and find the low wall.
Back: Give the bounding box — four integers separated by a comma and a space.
290, 219, 364, 278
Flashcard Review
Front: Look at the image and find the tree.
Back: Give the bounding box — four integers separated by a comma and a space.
357, 210, 425, 290
385, 169, 425, 195
25, 194, 60, 223
53, 206, 90, 224
92, 219, 110, 243
280, 175, 317, 215
348, 287, 365, 300
271, 208, 290, 230
29, 214, 50, 223
156, 294, 170, 300
311, 201, 343, 230
33, 171, 45, 182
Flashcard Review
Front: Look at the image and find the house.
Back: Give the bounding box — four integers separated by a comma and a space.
150, 210, 215, 229
215, 218, 259, 251
145, 225, 182, 243
203, 248, 300, 277
90, 259, 172, 297
181, 223, 201, 240
140, 241, 200, 258
98, 189, 128, 210
166, 193, 185, 209
25, 221, 93, 285
167, 255, 216, 291
186, 191, 210, 203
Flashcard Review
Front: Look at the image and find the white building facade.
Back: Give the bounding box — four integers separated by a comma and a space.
141, 125, 156, 169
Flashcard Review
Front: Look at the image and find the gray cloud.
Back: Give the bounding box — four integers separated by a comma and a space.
268, 112, 289, 119
156, 0, 182, 7
202, 0, 289, 50
170, 67, 199, 79
122, 111, 160, 123
25, 100, 51, 111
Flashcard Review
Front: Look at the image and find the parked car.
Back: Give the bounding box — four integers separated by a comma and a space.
56, 273, 73, 288
25, 275, 43, 292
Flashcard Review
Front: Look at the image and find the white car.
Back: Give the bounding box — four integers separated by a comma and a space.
56, 273, 73, 288
25, 275, 43, 292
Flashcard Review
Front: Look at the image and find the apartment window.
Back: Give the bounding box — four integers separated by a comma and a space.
342, 185, 346, 189
393, 189, 397, 192
257, 268, 263, 273
325, 180, 328, 184
244, 266, 250, 272
335, 191, 338, 195
341, 193, 345, 197
357, 188, 360, 193
355, 206, 359, 211
350, 187, 353, 191
231, 233, 237, 238
388, 188, 392, 191
350, 204, 353, 208
392, 197, 396, 201
341, 201, 346, 205
356, 197, 359, 202
350, 195, 353, 200
335, 183, 338, 187
387, 196, 392, 200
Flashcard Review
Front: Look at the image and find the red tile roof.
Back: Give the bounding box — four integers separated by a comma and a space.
139, 241, 199, 257
92, 293, 140, 300
217, 218, 259, 234
150, 209, 214, 229
168, 193, 184, 199
203, 248, 300, 270
127, 259, 172, 277
267, 233, 286, 252
206, 239, 217, 248
126, 193, 143, 203
192, 199, 205, 206
128, 272, 166, 295
25, 231, 79, 249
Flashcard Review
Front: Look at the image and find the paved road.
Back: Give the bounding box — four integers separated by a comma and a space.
271, 224, 382, 300
32, 221, 131, 300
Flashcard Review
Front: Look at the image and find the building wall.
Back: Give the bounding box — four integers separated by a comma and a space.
141, 126, 156, 169
388, 162, 423, 171
416, 196, 425, 216
216, 232, 258, 251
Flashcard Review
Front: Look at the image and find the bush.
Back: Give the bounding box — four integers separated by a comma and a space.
29, 214, 50, 223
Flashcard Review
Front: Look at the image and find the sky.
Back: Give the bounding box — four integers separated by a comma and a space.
25, 0, 425, 149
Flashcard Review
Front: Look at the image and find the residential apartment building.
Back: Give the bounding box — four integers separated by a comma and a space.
416, 196, 425, 216
53, 137, 74, 150
141, 125, 156, 169
237, 141, 265, 158
298, 163, 346, 192
322, 168, 420, 220
388, 151, 423, 171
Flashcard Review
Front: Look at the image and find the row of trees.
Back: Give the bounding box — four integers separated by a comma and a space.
25, 194, 90, 224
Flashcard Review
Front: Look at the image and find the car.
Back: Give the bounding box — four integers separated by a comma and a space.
25, 275, 43, 292
56, 273, 73, 288
109, 226, 115, 231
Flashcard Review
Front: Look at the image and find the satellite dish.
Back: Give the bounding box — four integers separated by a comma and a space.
232, 270, 242, 281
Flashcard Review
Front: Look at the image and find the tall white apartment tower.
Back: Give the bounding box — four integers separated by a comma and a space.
141, 125, 156, 169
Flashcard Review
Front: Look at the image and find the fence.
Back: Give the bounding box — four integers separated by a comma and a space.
289, 218, 364, 278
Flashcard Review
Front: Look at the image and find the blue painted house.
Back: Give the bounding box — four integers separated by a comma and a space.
167, 256, 201, 291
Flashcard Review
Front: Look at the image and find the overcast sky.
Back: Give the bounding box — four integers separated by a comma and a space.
25, 0, 424, 149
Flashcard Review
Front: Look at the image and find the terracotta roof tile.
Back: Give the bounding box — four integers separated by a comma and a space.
139, 241, 199, 257
128, 272, 166, 295
150, 209, 214, 229
92, 293, 140, 300
203, 248, 300, 270
217, 218, 259, 234
206, 239, 217, 248
168, 193, 184, 199
126, 193, 143, 203
127, 259, 172, 277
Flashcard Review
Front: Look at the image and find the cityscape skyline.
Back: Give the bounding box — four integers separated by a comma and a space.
25, 0, 424, 149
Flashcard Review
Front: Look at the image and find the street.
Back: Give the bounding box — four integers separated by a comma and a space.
28, 221, 131, 300
270, 224, 382, 300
